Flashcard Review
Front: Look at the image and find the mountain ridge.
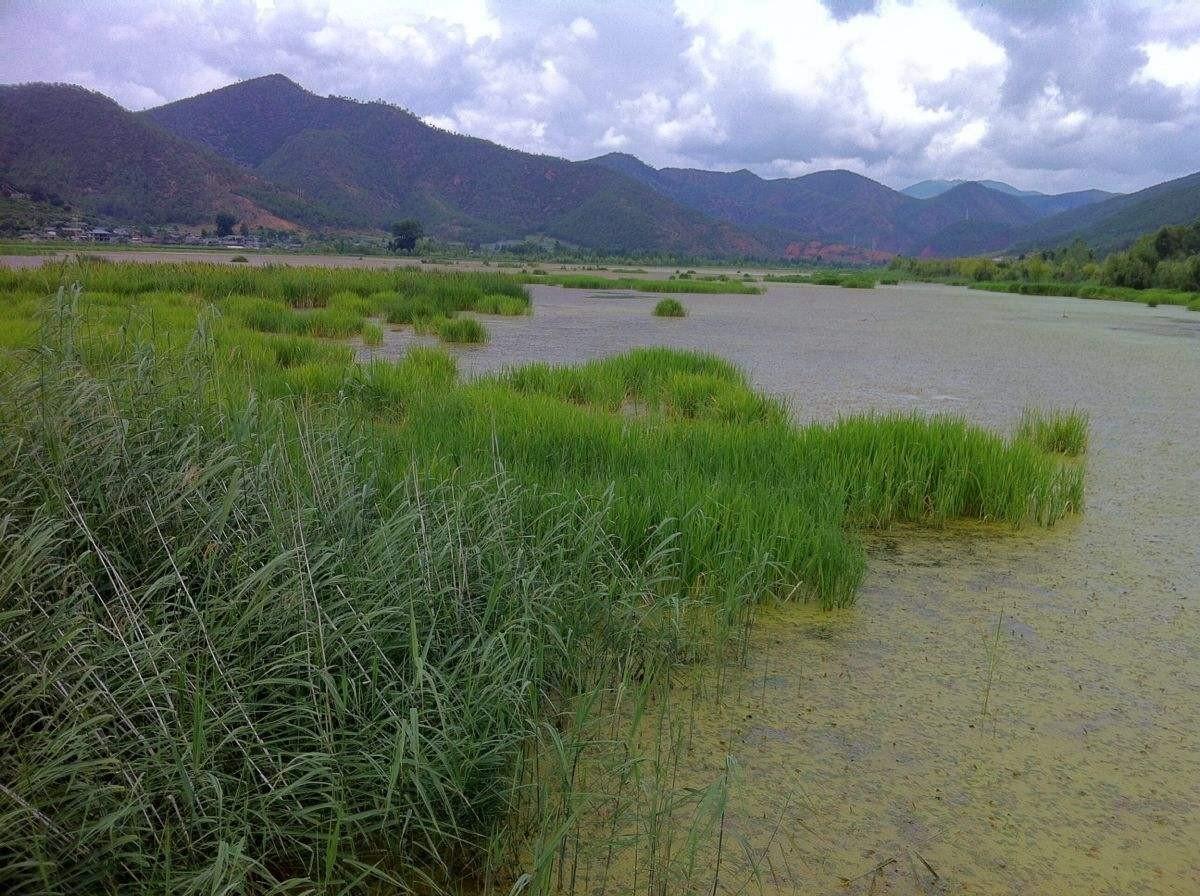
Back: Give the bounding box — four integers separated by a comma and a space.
2, 73, 1195, 259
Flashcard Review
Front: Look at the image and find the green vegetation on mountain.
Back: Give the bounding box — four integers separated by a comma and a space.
143, 75, 763, 256
1015, 171, 1200, 254
0, 83, 337, 228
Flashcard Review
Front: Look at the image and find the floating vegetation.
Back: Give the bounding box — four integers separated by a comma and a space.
653, 297, 687, 317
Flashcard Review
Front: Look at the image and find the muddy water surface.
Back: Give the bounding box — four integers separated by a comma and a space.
386, 282, 1199, 894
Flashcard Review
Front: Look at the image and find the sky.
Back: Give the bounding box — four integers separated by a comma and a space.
2, 0, 1200, 194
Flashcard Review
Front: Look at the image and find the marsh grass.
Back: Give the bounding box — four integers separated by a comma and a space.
653, 298, 687, 317
437, 315, 489, 344
763, 272, 880, 288
0, 271, 1089, 896
1015, 407, 1089, 456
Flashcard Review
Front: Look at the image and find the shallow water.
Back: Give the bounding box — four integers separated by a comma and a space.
373, 282, 1200, 894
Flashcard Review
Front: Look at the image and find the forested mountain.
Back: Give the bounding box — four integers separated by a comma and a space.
1013, 170, 1200, 254
142, 75, 764, 255
0, 82, 330, 228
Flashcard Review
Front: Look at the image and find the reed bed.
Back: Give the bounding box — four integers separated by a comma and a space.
0, 269, 1088, 895
761, 272, 882, 288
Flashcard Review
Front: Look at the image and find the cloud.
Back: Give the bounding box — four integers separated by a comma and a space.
1, 0, 1198, 193
1136, 39, 1200, 92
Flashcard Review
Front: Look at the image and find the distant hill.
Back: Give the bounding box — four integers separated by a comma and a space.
589, 154, 1069, 256
0, 82, 329, 228
1012, 170, 1200, 254
903, 179, 1041, 199
902, 179, 1115, 217
142, 75, 763, 256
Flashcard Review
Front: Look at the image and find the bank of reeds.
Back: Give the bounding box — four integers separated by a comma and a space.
0, 273, 1088, 895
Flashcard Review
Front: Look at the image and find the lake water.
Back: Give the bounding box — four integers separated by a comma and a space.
373, 281, 1200, 895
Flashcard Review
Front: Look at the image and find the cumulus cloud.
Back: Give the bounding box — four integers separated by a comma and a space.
1, 0, 1198, 192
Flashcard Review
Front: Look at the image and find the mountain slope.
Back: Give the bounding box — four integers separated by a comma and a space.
1013, 171, 1200, 253
143, 75, 764, 255
0, 82, 325, 228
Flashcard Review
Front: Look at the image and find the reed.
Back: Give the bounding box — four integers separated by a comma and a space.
0, 271, 1089, 895
1015, 407, 1089, 456
653, 298, 687, 317
437, 315, 489, 344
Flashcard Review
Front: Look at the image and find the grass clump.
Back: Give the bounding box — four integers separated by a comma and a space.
1015, 407, 1089, 456
474, 293, 529, 315
653, 298, 687, 317
361, 320, 384, 346
230, 254, 248, 262
437, 316, 489, 344
839, 275, 877, 289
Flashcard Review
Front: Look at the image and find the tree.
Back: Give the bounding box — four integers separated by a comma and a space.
215, 212, 236, 239
388, 219, 423, 254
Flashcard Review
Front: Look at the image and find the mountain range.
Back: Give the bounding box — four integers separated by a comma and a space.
2, 74, 1198, 259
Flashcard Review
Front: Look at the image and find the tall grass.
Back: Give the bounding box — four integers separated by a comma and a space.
437, 316, 489, 344
0, 271, 1088, 894
1015, 407, 1089, 456
0, 310, 678, 892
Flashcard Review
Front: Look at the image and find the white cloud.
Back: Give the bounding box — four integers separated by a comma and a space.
1135, 39, 1200, 91
569, 17, 597, 40
598, 127, 629, 150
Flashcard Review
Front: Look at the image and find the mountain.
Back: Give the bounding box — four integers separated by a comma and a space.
902, 179, 1115, 219
903, 179, 1041, 199
590, 154, 1052, 256
0, 82, 328, 228
142, 75, 763, 256
2, 74, 1165, 259
1013, 170, 1200, 254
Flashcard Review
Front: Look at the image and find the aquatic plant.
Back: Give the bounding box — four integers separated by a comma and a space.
653, 298, 687, 317
437, 315, 489, 344
0, 272, 1089, 895
1015, 407, 1089, 456
361, 320, 384, 346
